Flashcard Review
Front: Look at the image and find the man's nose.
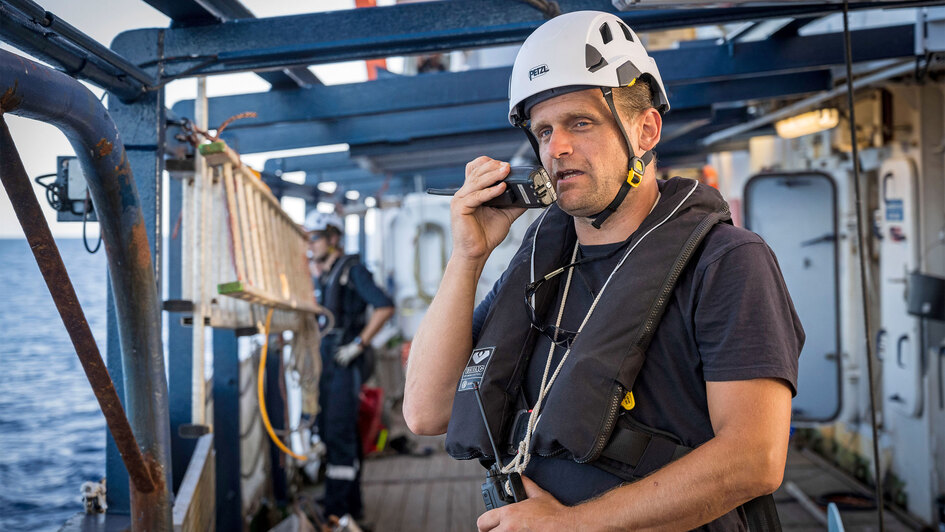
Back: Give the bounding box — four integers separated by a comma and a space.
548, 130, 573, 160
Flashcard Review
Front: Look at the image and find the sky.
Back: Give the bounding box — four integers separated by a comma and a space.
0, 0, 388, 238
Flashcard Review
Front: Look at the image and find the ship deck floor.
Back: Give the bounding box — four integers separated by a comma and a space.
360, 437, 920, 532
361, 437, 483, 532
58, 439, 922, 532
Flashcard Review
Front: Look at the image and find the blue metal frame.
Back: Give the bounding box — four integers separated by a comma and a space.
114, 1, 922, 80
263, 161, 468, 201
139, 0, 320, 89
105, 33, 170, 517
221, 101, 510, 154
668, 70, 832, 109
143, 0, 253, 26
171, 67, 509, 129
265, 334, 288, 504
167, 175, 196, 493
263, 152, 359, 176
212, 329, 243, 531
172, 22, 909, 133
167, 24, 908, 160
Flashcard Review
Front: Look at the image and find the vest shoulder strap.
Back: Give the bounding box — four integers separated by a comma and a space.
743, 494, 782, 532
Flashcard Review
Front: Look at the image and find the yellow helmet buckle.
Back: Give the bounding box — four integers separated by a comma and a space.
626, 156, 646, 187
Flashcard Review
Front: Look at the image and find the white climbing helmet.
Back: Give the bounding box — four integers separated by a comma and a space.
508, 10, 670, 125
304, 211, 344, 233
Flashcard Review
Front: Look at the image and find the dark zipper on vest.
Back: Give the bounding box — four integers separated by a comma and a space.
582, 204, 729, 463
639, 206, 729, 348
580, 383, 625, 463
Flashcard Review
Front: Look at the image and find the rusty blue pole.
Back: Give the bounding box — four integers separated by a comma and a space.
0, 49, 172, 529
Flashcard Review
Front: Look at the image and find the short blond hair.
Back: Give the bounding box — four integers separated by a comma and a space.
612, 77, 655, 119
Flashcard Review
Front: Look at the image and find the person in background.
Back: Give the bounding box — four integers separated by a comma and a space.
304, 211, 394, 522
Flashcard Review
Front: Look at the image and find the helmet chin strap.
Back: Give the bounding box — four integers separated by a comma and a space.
591, 87, 653, 230
516, 121, 542, 164
513, 87, 653, 230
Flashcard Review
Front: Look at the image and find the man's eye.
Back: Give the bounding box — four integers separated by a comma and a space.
537, 128, 551, 138
574, 120, 590, 128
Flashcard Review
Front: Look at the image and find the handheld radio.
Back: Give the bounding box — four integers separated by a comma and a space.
472, 383, 527, 510
427, 166, 556, 209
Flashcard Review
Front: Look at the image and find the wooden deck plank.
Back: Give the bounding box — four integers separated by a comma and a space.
362, 481, 384, 528
372, 479, 408, 531
399, 478, 431, 531
425, 479, 450, 532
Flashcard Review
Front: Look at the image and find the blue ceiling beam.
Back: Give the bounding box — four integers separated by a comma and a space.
260, 110, 718, 181
171, 67, 509, 129
220, 101, 510, 154
172, 23, 906, 133
114, 1, 922, 80
215, 67, 830, 155
139, 0, 320, 88
262, 151, 359, 175
668, 70, 831, 108
659, 24, 913, 83
348, 129, 528, 174
141, 0, 253, 27
768, 16, 822, 39
263, 164, 466, 201
260, 130, 525, 185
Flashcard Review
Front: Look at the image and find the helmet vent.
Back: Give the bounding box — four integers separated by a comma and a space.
585, 44, 608, 73
619, 22, 634, 42
599, 23, 613, 44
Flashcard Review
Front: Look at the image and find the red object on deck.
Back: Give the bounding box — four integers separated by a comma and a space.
359, 386, 385, 454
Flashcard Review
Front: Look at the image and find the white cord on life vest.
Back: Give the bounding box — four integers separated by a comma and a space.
502, 243, 579, 476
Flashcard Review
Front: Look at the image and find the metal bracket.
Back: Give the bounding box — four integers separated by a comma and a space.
178, 424, 211, 439
163, 299, 194, 312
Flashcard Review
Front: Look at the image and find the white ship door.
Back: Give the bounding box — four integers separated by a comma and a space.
878, 157, 923, 418
744, 173, 841, 422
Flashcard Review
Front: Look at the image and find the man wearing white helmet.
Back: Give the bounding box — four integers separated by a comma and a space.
404, 10, 802, 532
303, 210, 394, 522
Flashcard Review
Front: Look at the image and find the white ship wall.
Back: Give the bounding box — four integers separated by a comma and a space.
737, 81, 945, 525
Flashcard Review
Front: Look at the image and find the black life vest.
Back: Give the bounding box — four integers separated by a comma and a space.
318, 254, 360, 333
445, 177, 731, 465
317, 254, 377, 378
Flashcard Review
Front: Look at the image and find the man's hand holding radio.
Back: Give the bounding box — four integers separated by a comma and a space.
450, 156, 527, 267
477, 476, 575, 532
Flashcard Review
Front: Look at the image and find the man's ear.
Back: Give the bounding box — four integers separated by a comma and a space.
638, 108, 662, 152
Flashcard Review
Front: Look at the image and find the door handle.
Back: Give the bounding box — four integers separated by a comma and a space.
897, 334, 909, 369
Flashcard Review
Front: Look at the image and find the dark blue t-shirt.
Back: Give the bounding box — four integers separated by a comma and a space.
472, 220, 803, 531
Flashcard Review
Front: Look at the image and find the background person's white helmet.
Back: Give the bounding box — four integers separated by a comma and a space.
304, 211, 344, 233
508, 11, 670, 125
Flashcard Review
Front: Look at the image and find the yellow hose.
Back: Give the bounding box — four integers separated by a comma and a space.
258, 308, 308, 461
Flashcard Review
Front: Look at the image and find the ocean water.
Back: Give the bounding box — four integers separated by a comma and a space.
0, 238, 108, 532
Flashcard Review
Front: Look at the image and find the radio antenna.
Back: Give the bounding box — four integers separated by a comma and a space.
473, 383, 503, 464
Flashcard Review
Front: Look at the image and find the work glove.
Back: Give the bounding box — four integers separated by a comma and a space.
334, 338, 364, 367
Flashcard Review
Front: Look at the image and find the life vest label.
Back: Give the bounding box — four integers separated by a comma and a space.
458, 347, 495, 392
